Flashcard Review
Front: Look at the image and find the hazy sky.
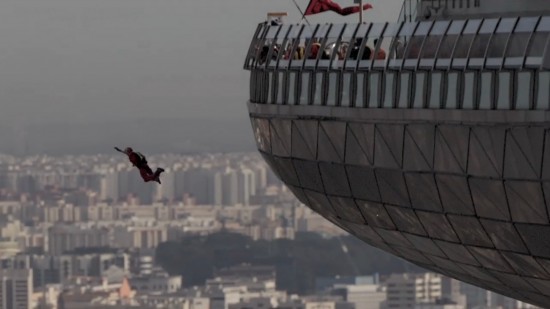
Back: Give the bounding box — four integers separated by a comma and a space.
0, 0, 401, 126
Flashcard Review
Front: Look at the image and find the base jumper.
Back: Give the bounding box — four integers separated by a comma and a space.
115, 147, 165, 184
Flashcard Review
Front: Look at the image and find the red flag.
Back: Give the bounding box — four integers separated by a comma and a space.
304, 0, 372, 16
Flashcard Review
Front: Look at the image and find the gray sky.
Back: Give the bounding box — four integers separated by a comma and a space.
0, 0, 401, 127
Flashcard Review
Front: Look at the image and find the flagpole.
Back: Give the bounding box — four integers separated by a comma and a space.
354, 0, 363, 23
360, 0, 363, 23
291, 0, 311, 26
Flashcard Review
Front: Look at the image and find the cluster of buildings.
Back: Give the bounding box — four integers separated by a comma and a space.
0, 257, 541, 309
0, 202, 343, 258
0, 153, 281, 206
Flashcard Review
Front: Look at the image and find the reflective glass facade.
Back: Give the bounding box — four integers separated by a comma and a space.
245, 17, 550, 308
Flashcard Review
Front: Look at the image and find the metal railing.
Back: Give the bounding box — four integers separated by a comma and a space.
244, 16, 550, 72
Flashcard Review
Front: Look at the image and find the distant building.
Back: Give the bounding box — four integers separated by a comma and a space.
130, 272, 181, 294
0, 269, 33, 309
385, 273, 442, 308
414, 303, 464, 309
331, 284, 386, 309
316, 275, 380, 292
47, 225, 110, 255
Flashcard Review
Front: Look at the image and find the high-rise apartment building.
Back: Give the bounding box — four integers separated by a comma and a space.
385, 273, 442, 308
0, 269, 32, 309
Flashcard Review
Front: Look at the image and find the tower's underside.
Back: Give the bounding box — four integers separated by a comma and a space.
249, 103, 550, 307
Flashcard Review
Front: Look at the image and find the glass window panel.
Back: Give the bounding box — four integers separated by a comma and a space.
373, 37, 390, 61
454, 35, 475, 58
300, 72, 310, 105
447, 20, 466, 35
497, 72, 511, 110
506, 33, 531, 57
527, 32, 550, 57
356, 74, 365, 107
398, 73, 411, 108
463, 19, 482, 34
288, 72, 296, 105
479, 18, 499, 33
413, 72, 426, 108
349, 38, 372, 60
469, 34, 491, 58
487, 34, 510, 58
539, 16, 550, 31
446, 72, 459, 109
537, 72, 550, 110
267, 72, 274, 104
368, 73, 380, 108
496, 18, 517, 33
462, 72, 476, 109
479, 72, 493, 109
438, 35, 458, 58
516, 17, 539, 32
405, 36, 425, 59
249, 72, 255, 102
341, 73, 352, 106
431, 21, 450, 35
416, 21, 432, 35
420, 36, 442, 58
515, 72, 531, 109
429, 72, 442, 109
399, 22, 417, 36
313, 73, 324, 105
327, 73, 338, 106
257, 72, 264, 103
383, 73, 396, 108
277, 72, 285, 104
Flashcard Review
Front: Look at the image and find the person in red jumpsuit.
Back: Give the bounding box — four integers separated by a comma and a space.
115, 147, 164, 184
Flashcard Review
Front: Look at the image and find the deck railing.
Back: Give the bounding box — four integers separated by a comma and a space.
244, 16, 550, 72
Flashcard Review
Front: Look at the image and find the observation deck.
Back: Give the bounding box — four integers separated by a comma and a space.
244, 1, 550, 307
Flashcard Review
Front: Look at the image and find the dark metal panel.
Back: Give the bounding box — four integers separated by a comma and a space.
480, 219, 529, 254
504, 127, 544, 179
435, 174, 475, 215
470, 178, 510, 221
434, 240, 480, 265
386, 205, 427, 236
502, 252, 550, 279
270, 119, 292, 157
293, 159, 324, 192
291, 120, 318, 160
434, 125, 469, 174
416, 212, 460, 242
374, 124, 405, 169
404, 233, 445, 257
329, 196, 366, 224
375, 169, 411, 207
403, 124, 435, 171
504, 180, 548, 224
250, 117, 272, 153
405, 173, 442, 212
447, 215, 493, 247
319, 162, 352, 196
468, 247, 513, 273
516, 224, 550, 258
345, 123, 375, 166
355, 200, 395, 229
468, 126, 506, 178
318, 121, 347, 162
345, 165, 381, 202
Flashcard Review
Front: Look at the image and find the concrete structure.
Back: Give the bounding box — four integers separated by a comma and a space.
331, 284, 386, 309
385, 273, 442, 308
244, 0, 550, 307
0, 269, 33, 309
